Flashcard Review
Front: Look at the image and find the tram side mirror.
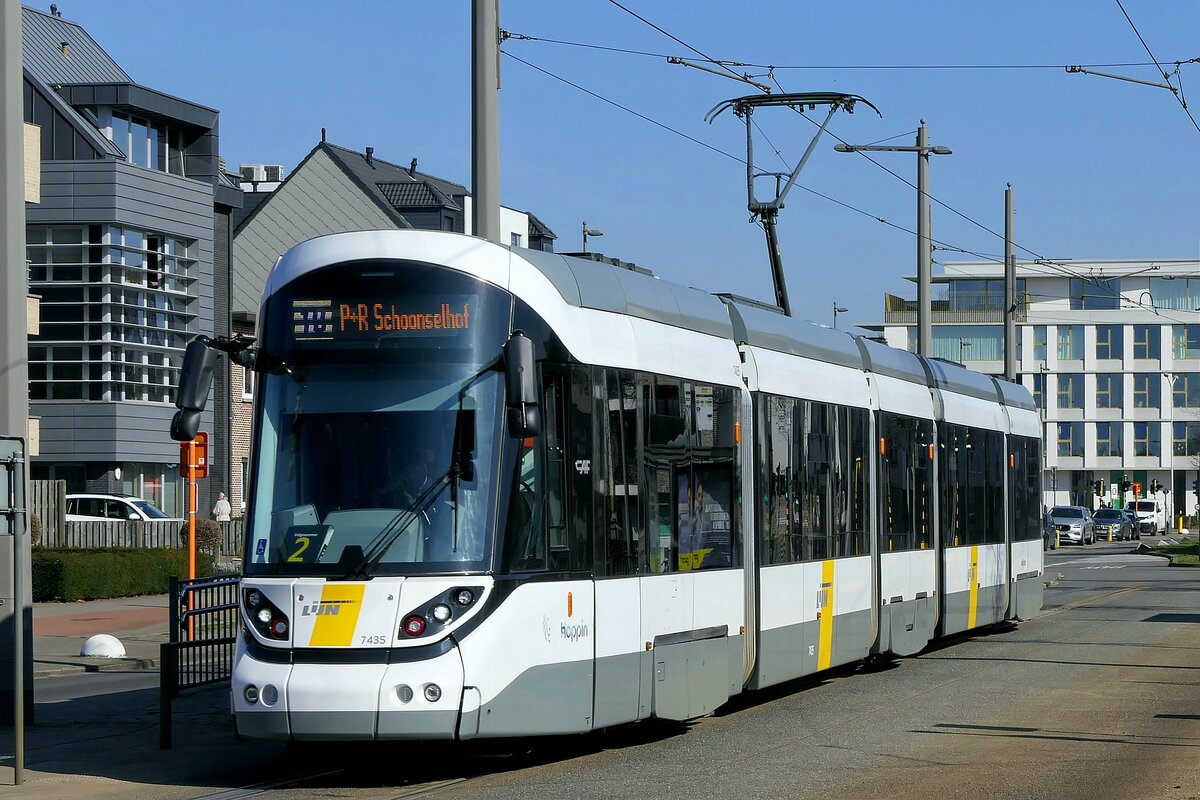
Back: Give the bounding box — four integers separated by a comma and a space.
170, 337, 218, 441
504, 331, 541, 438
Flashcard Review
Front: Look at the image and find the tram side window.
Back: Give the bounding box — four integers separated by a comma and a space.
879, 413, 934, 552
759, 395, 795, 565
502, 373, 568, 572
603, 370, 643, 576
1009, 435, 1042, 541
939, 424, 1005, 547
760, 395, 871, 563
645, 376, 686, 573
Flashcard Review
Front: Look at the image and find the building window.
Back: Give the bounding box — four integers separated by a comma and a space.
1172, 324, 1200, 360
1095, 324, 1123, 360
1057, 422, 1083, 457
1133, 373, 1161, 408
1173, 421, 1200, 457
1133, 324, 1160, 360
510, 232, 522, 247
932, 325, 1003, 361
1031, 325, 1047, 361
1134, 422, 1160, 457
1096, 373, 1123, 409
1056, 325, 1083, 360
1173, 373, 1200, 408
1056, 373, 1084, 409
1069, 277, 1121, 310
104, 109, 186, 175
1030, 373, 1046, 410
27, 224, 196, 404
1096, 422, 1123, 457
1151, 276, 1200, 311
947, 278, 1027, 311
241, 365, 255, 402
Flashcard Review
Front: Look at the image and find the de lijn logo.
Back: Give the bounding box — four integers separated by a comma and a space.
301, 599, 355, 616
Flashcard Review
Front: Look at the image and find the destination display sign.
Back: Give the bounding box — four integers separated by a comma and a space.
290, 296, 476, 343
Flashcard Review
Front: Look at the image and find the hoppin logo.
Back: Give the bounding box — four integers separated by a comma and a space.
560, 622, 589, 642
542, 616, 553, 644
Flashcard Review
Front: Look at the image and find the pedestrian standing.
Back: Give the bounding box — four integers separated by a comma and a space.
212, 491, 232, 521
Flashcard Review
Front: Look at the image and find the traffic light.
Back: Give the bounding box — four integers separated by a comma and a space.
1120, 479, 1132, 494
1150, 479, 1160, 494
1133, 482, 1142, 497
1093, 480, 1103, 496
1193, 478, 1200, 495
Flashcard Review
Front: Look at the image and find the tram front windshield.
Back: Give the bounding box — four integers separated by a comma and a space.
244, 261, 511, 577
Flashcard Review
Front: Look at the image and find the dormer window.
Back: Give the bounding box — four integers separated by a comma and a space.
102, 108, 186, 176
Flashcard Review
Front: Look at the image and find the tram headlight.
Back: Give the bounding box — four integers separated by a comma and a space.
430, 604, 452, 623
423, 683, 442, 703
244, 684, 259, 704
256, 607, 272, 625
247, 590, 263, 607
454, 588, 475, 607
244, 588, 290, 641
261, 685, 279, 706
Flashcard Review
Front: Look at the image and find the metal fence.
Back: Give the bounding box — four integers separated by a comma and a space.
159, 573, 240, 749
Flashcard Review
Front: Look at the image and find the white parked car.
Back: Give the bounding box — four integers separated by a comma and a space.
65, 493, 180, 522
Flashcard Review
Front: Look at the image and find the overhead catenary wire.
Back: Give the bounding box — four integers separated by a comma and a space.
1112, 0, 1200, 134
503, 48, 1192, 307
502, 31, 1190, 72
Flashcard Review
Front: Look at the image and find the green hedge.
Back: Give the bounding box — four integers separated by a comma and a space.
32, 548, 216, 602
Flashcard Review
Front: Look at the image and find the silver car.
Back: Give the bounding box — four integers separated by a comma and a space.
1048, 505, 1095, 545
1092, 508, 1133, 541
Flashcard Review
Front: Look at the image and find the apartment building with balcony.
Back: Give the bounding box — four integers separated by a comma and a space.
862, 258, 1200, 522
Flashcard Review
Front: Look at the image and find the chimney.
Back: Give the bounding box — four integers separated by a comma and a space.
409, 158, 418, 177
364, 147, 374, 166
59, 41, 69, 58
321, 127, 326, 143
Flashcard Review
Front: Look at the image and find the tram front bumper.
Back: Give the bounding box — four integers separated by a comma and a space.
232, 640, 468, 741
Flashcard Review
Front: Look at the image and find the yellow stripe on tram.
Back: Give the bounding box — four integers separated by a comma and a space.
818, 559, 835, 671
967, 546, 979, 630
310, 583, 366, 647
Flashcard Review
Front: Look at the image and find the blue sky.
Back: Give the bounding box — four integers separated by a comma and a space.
66, 1, 1199, 330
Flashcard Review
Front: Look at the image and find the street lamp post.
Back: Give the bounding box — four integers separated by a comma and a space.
582, 221, 603, 253
835, 120, 952, 357
833, 302, 848, 329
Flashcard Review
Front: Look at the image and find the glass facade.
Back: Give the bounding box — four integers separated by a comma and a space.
1095, 373, 1122, 409
1095, 324, 1123, 359
1056, 325, 1083, 360
1057, 373, 1083, 409
1069, 277, 1120, 310
1174, 373, 1200, 408
1057, 422, 1083, 457
101, 108, 187, 175
1134, 422, 1160, 457
1095, 422, 1122, 457
1172, 324, 1200, 360
1133, 324, 1160, 359
27, 224, 197, 402
1133, 373, 1161, 409
1151, 276, 1200, 311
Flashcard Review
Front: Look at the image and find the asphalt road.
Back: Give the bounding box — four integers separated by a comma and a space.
5, 538, 1199, 800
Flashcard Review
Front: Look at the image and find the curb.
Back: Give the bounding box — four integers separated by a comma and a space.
34, 656, 159, 679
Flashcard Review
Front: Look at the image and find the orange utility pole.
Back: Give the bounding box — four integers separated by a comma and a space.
178, 432, 208, 640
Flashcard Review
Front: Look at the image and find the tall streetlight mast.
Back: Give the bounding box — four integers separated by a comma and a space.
707, 92, 880, 317
834, 120, 952, 357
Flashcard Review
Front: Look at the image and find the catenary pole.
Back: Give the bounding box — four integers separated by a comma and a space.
1, 0, 28, 780
916, 122, 933, 357
1004, 185, 1017, 380
471, 0, 500, 241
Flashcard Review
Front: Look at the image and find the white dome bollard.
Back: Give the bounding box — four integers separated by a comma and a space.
80, 634, 126, 658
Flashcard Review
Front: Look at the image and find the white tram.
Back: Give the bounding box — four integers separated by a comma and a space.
225, 229, 1043, 741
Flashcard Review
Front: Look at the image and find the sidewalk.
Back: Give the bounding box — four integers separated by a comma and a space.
32, 594, 171, 679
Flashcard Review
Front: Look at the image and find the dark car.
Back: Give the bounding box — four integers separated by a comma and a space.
1092, 508, 1133, 541
1122, 508, 1145, 539
1042, 511, 1059, 550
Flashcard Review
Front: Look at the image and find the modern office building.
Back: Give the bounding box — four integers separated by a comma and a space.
21, 6, 240, 514
862, 258, 1200, 523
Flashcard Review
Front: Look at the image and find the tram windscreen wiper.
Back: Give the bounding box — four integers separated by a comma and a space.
342, 465, 457, 579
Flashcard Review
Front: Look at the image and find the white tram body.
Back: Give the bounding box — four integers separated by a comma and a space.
232, 230, 1043, 741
